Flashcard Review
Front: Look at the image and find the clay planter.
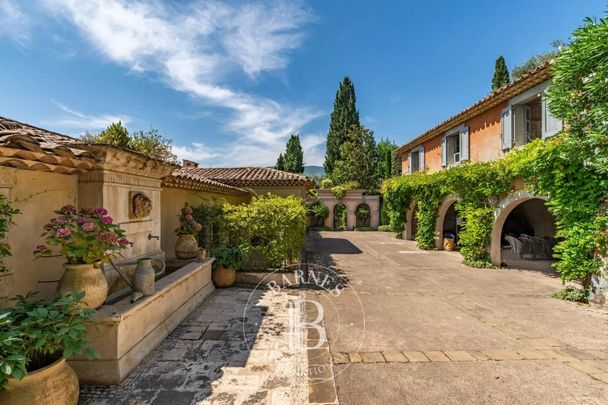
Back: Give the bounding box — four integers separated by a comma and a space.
57, 263, 108, 309
0, 358, 79, 405
175, 234, 198, 259
212, 267, 236, 288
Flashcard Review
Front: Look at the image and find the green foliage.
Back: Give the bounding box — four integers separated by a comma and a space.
355, 204, 370, 220
0, 291, 97, 389
376, 139, 397, 180
211, 245, 246, 270
512, 40, 564, 79
377, 225, 392, 232
333, 204, 347, 230
331, 181, 358, 200
324, 76, 360, 174
552, 286, 589, 303
307, 201, 329, 227
222, 195, 306, 268
391, 150, 402, 176
191, 202, 228, 250
320, 178, 334, 189
333, 125, 379, 191
275, 153, 285, 170
354, 227, 375, 232
283, 134, 304, 173
34, 206, 130, 265
82, 122, 177, 163
492, 55, 510, 91
0, 195, 19, 272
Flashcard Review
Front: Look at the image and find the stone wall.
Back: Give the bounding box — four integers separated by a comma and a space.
317, 189, 380, 231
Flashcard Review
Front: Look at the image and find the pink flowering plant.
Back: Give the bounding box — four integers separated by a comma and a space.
33, 205, 130, 265
175, 203, 203, 235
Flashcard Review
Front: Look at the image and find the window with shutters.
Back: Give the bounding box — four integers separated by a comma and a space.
442, 124, 468, 167
410, 149, 421, 173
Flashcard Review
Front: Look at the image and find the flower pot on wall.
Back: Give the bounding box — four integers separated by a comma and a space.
212, 267, 236, 288
0, 358, 79, 405
175, 234, 198, 259
57, 263, 108, 309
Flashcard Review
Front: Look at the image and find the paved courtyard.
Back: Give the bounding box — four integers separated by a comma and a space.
308, 231, 608, 404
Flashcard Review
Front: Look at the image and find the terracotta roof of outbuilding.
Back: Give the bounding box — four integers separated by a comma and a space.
0, 116, 96, 174
176, 167, 315, 188
396, 61, 554, 154
164, 168, 250, 195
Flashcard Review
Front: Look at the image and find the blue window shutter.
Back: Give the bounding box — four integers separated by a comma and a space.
408, 152, 412, 174
419, 146, 425, 171
501, 107, 513, 150
460, 127, 469, 161
441, 137, 447, 167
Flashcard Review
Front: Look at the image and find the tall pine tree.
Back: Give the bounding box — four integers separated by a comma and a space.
283, 134, 304, 173
324, 76, 360, 175
492, 56, 510, 91
275, 153, 285, 170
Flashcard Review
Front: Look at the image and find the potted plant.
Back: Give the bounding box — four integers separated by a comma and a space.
211, 245, 245, 288
0, 195, 19, 307
0, 291, 97, 404
34, 205, 130, 309
174, 203, 203, 259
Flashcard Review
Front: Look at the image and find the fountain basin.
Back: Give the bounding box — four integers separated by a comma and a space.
69, 258, 214, 384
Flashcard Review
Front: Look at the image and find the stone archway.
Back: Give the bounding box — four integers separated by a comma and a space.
333, 203, 348, 230
491, 191, 556, 269
405, 201, 418, 240
355, 203, 371, 228
435, 197, 459, 249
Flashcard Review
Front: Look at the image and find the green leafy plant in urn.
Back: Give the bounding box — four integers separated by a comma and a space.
0, 291, 98, 405
175, 203, 202, 259
34, 206, 130, 309
212, 245, 245, 288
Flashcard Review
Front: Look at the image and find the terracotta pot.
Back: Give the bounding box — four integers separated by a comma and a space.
212, 267, 236, 288
443, 238, 455, 251
57, 263, 108, 309
175, 234, 198, 259
0, 358, 79, 405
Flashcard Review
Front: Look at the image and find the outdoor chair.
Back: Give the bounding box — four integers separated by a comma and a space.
506, 235, 532, 259
519, 234, 542, 259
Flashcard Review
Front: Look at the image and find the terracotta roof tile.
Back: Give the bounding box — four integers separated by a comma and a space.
165, 168, 249, 195
176, 167, 315, 188
396, 61, 554, 153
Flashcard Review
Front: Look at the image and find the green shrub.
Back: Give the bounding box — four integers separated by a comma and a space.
212, 245, 246, 270
333, 204, 347, 230
320, 178, 334, 189
552, 287, 589, 303
354, 227, 375, 231
0, 196, 19, 272
355, 204, 370, 220
192, 202, 228, 250
331, 181, 358, 200
222, 194, 306, 268
0, 291, 97, 389
377, 225, 392, 232
307, 201, 329, 227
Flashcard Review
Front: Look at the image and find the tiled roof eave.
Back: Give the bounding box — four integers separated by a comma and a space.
396, 62, 554, 154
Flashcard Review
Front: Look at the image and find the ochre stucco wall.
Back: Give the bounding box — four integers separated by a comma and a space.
469, 103, 505, 163
1, 167, 79, 298
160, 188, 250, 259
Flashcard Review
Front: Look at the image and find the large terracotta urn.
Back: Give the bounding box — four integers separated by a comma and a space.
175, 234, 198, 259
0, 358, 79, 405
57, 263, 108, 309
212, 267, 236, 288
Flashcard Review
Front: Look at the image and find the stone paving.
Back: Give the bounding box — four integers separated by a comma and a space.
308, 231, 608, 404
79, 287, 319, 405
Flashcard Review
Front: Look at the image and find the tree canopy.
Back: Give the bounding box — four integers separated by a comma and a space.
491, 55, 510, 91
284, 134, 304, 173
324, 76, 360, 175
333, 125, 379, 191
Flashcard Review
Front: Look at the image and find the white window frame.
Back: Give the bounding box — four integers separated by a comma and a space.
443, 124, 467, 167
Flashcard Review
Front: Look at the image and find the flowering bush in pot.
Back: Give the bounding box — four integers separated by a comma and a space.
174, 203, 203, 259
0, 291, 97, 404
34, 205, 130, 308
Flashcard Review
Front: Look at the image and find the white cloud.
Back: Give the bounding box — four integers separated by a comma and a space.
47, 100, 131, 130
41, 0, 322, 167
0, 0, 31, 46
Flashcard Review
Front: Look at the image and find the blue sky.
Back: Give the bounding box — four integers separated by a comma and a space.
0, 0, 605, 167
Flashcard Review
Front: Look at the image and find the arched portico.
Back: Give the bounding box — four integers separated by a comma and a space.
405, 201, 418, 240
434, 197, 459, 249
491, 191, 556, 269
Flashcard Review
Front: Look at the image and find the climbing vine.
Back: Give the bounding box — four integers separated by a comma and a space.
0, 195, 20, 272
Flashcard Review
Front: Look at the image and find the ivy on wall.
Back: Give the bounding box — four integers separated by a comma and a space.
0, 195, 20, 272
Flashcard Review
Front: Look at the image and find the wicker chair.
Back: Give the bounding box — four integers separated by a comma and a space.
506, 235, 532, 259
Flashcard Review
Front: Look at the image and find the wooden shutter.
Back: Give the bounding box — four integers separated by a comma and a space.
408, 152, 412, 174
542, 94, 563, 138
460, 127, 469, 161
501, 107, 513, 150
441, 136, 447, 167
419, 146, 425, 171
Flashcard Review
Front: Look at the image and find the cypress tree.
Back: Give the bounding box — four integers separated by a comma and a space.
492, 56, 510, 91
283, 134, 304, 173
324, 76, 360, 175
275, 153, 285, 170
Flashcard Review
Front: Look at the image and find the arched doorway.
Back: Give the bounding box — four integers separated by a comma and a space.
405, 201, 418, 240
491, 193, 556, 272
435, 198, 460, 250
355, 203, 371, 228
333, 203, 347, 230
